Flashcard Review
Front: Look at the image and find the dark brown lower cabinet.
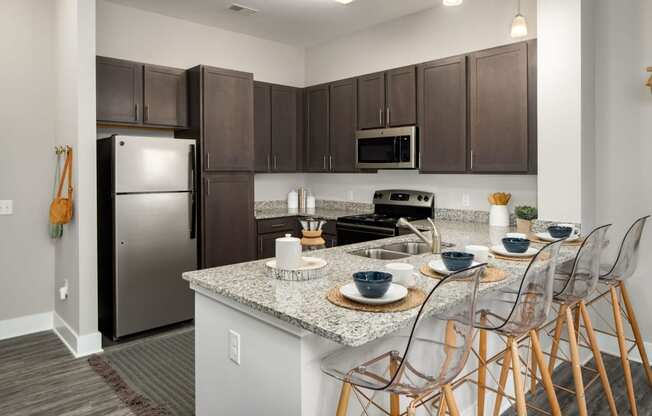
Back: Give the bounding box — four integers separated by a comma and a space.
257, 231, 288, 259
418, 56, 467, 173
202, 174, 255, 268
469, 42, 529, 173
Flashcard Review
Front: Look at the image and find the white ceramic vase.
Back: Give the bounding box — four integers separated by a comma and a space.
489, 205, 510, 227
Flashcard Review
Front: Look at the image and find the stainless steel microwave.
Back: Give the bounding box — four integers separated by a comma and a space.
355, 126, 418, 169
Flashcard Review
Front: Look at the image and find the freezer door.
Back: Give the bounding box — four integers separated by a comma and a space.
114, 136, 195, 193
115, 192, 196, 337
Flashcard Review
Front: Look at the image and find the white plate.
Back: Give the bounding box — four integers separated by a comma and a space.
339, 283, 408, 305
490, 245, 539, 258
535, 232, 580, 242
428, 259, 482, 275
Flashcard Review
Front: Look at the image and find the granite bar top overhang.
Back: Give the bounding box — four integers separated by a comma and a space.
254, 200, 373, 220
183, 221, 579, 347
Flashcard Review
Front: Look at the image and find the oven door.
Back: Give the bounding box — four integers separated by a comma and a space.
336, 223, 396, 246
355, 126, 417, 169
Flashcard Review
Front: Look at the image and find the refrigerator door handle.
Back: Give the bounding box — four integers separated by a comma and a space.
189, 144, 197, 240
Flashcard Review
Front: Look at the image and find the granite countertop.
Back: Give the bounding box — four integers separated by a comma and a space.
183, 221, 578, 347
254, 207, 372, 220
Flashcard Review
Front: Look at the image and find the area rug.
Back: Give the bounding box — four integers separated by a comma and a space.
89, 328, 194, 416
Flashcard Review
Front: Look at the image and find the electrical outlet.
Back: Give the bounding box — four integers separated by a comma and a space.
462, 194, 471, 208
229, 330, 241, 365
0, 200, 13, 215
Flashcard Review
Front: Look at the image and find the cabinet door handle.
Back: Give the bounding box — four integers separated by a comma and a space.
274, 155, 278, 170
323, 155, 327, 170
205, 178, 210, 195
386, 107, 390, 127
271, 223, 287, 228
379, 108, 383, 126
267, 154, 271, 171
329, 155, 333, 171
470, 150, 474, 170
259, 238, 263, 254
134, 103, 139, 121
144, 105, 149, 122
206, 152, 211, 170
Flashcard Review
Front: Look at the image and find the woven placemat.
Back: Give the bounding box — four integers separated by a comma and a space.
490, 252, 533, 262
529, 235, 584, 246
326, 286, 426, 313
419, 264, 507, 283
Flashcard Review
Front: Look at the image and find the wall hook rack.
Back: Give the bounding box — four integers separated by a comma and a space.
55, 145, 72, 155
646, 67, 652, 92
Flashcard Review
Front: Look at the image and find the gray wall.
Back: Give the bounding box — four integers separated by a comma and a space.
0, 0, 56, 322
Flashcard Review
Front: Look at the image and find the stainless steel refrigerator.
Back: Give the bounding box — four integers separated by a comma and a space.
97, 135, 197, 340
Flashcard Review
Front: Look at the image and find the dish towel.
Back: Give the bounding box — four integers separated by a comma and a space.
49, 152, 64, 239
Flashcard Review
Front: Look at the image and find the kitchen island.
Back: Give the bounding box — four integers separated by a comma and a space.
183, 221, 577, 416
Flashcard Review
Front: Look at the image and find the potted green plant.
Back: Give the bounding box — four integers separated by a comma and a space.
515, 206, 538, 234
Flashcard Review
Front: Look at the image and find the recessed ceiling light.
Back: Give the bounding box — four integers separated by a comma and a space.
335, 0, 355, 4
443, 0, 463, 6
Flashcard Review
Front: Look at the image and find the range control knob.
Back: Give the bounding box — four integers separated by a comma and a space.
374, 193, 383, 199
417, 195, 423, 201
423, 196, 430, 202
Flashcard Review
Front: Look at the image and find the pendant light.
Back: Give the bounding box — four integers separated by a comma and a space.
443, 0, 463, 5
510, 0, 528, 38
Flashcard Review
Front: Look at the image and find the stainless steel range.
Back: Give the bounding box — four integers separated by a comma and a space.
336, 190, 435, 245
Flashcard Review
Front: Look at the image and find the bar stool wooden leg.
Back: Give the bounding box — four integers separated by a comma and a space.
443, 384, 461, 416
611, 287, 638, 416
492, 347, 513, 416
620, 281, 652, 386
389, 354, 400, 416
510, 338, 527, 416
336, 382, 352, 416
548, 304, 567, 374
530, 330, 538, 395
565, 306, 588, 416
579, 301, 618, 416
530, 330, 561, 416
478, 328, 487, 416
437, 392, 448, 416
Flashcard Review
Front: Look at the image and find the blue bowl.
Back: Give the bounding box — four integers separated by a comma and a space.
441, 251, 475, 271
502, 237, 531, 253
353, 271, 393, 298
548, 226, 573, 239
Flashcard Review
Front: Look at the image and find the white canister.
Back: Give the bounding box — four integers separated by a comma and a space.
489, 205, 510, 227
306, 195, 316, 209
287, 190, 299, 209
275, 234, 302, 270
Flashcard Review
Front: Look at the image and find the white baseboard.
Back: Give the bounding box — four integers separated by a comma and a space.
0, 312, 53, 341
53, 312, 103, 358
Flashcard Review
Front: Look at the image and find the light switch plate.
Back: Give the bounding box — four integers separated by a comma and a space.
0, 200, 13, 215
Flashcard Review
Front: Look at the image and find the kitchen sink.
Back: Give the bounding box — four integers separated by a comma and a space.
348, 248, 410, 260
380, 241, 455, 255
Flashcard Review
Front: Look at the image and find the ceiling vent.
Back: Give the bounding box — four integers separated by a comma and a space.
228, 3, 258, 15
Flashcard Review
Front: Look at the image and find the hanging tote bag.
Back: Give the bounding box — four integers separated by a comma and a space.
49, 151, 64, 238
49, 148, 74, 225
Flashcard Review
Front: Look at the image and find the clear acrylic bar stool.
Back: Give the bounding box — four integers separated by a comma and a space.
474, 240, 565, 416
321, 264, 486, 416
585, 215, 650, 416
546, 224, 617, 416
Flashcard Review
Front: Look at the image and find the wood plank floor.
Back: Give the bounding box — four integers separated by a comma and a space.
2, 330, 651, 415
0, 331, 134, 416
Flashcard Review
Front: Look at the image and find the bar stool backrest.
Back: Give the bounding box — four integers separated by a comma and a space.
321, 264, 485, 394
557, 224, 612, 301
481, 240, 564, 335
602, 215, 650, 281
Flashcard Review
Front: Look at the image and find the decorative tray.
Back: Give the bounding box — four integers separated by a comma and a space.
265, 256, 327, 281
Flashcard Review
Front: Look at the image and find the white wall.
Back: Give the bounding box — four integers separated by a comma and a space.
305, 0, 537, 86
0, 1, 56, 322
96, 0, 305, 87
300, 0, 538, 212
594, 0, 652, 337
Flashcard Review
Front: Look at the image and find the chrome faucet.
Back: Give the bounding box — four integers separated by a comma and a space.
397, 217, 442, 254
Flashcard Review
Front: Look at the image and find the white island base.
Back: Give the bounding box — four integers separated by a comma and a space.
194, 287, 518, 416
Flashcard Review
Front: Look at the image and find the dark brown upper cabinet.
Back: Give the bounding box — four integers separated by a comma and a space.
143, 64, 187, 127
329, 78, 358, 172
357, 72, 385, 130
305, 84, 330, 172
386, 66, 417, 127
469, 43, 529, 173
97, 56, 188, 128
254, 82, 299, 172
254, 82, 272, 172
202, 66, 253, 172
418, 56, 467, 173
357, 66, 416, 130
271, 85, 298, 172
96, 56, 143, 124
202, 173, 255, 268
